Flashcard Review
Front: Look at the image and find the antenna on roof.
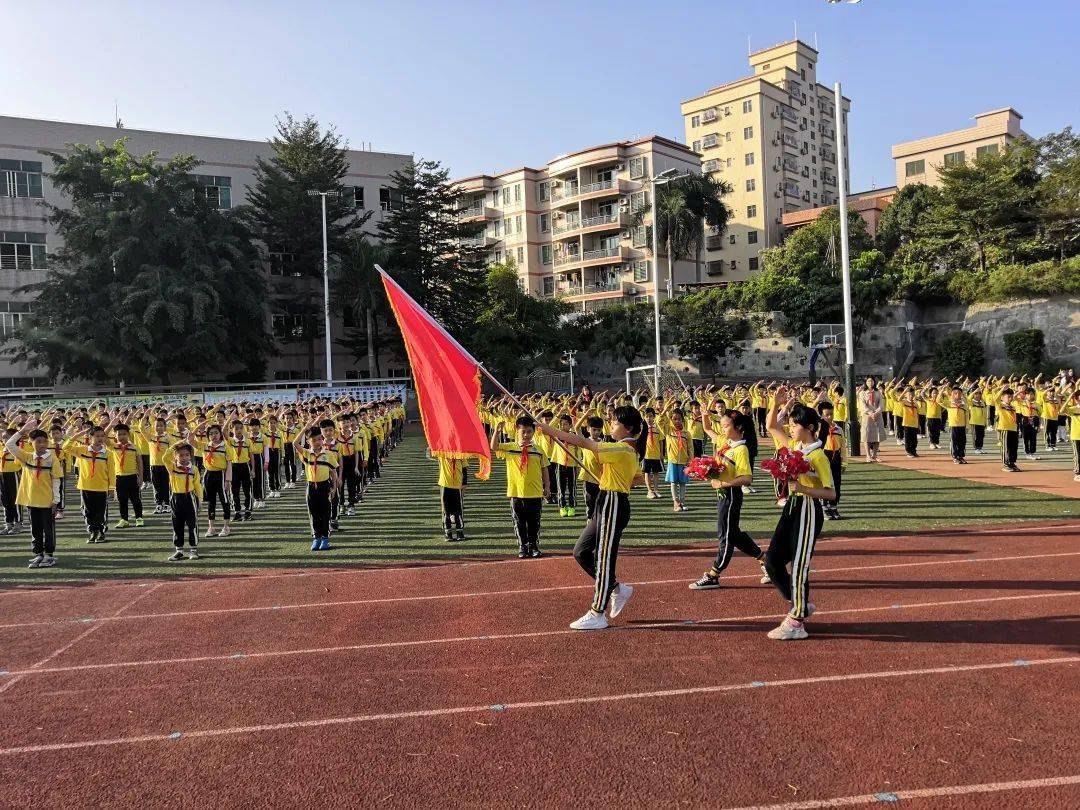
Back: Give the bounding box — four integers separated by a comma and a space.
114, 101, 123, 130
747, 36, 751, 56
814, 32, 819, 50
794, 20, 798, 40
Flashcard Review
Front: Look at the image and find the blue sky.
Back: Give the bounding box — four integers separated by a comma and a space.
5, 0, 1078, 191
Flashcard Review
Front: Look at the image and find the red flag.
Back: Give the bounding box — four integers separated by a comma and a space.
379, 267, 491, 479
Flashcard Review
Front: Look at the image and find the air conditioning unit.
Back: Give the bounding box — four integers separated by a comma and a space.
770, 110, 778, 119
774, 189, 782, 198
627, 286, 638, 295
799, 123, 807, 131
621, 230, 631, 239
724, 109, 731, 116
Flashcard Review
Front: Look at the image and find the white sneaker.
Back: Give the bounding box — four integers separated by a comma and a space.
27, 554, 43, 568
187, 548, 200, 560
167, 550, 184, 562
205, 528, 218, 538
760, 574, 772, 584
570, 610, 609, 631
40, 555, 57, 568
767, 616, 808, 640
220, 525, 232, 537
609, 584, 633, 618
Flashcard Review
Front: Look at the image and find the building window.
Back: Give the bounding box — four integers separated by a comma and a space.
515, 214, 522, 233
976, 144, 999, 158
537, 181, 550, 202
905, 159, 925, 177
748, 230, 758, 244
1, 159, 44, 198
539, 213, 550, 233
541, 244, 552, 265
742, 99, 753, 114
943, 151, 965, 167
0, 301, 33, 337
191, 174, 232, 209
632, 260, 649, 283
267, 243, 297, 276
630, 190, 647, 212
726, 158, 733, 168
272, 311, 307, 341
629, 156, 647, 179
746, 179, 756, 192
346, 186, 365, 210
744, 152, 755, 166
543, 276, 554, 296
730, 259, 738, 271
725, 131, 732, 142
728, 234, 736, 245
691, 115, 700, 128
0, 231, 47, 270
514, 184, 522, 203
493, 220, 502, 238
743, 126, 753, 140
516, 246, 524, 264
747, 205, 757, 218
379, 187, 401, 211
631, 226, 647, 248
748, 257, 759, 271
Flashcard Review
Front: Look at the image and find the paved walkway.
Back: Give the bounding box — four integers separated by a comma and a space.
872, 428, 1079, 499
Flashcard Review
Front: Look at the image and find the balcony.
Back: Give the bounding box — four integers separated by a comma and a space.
459, 234, 495, 249
703, 159, 721, 173
778, 105, 798, 125
553, 251, 582, 268
702, 108, 718, 123
552, 218, 581, 236
552, 183, 579, 201
706, 261, 725, 277
577, 179, 622, 200
702, 134, 719, 149
581, 245, 624, 264
705, 235, 724, 250
781, 133, 799, 152
456, 204, 488, 221
579, 211, 622, 232
783, 157, 799, 173
784, 182, 801, 199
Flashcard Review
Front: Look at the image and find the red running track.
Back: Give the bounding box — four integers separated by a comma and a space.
0, 521, 1078, 808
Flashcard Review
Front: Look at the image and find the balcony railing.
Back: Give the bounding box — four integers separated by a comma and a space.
579, 179, 616, 195
580, 211, 619, 228
784, 183, 801, 198
552, 184, 579, 200
459, 235, 489, 249
553, 252, 581, 267
582, 246, 620, 261
702, 135, 719, 148
702, 108, 718, 123
552, 219, 580, 235
456, 205, 484, 219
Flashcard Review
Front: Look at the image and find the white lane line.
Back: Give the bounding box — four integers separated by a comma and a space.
2, 550, 1076, 631
2, 521, 1075, 596
0, 583, 163, 694
724, 774, 1080, 809
3, 591, 1076, 679
1, 655, 1076, 756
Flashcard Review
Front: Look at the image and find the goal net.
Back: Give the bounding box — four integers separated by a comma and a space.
625, 364, 687, 399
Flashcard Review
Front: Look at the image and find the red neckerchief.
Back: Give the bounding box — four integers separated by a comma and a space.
33, 451, 48, 480
518, 442, 531, 471
205, 442, 224, 465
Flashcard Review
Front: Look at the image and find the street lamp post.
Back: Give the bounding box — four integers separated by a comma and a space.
307, 189, 339, 387
833, 82, 860, 456
648, 169, 691, 395
563, 349, 577, 395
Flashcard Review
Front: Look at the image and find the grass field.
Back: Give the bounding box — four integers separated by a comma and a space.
1, 429, 1076, 586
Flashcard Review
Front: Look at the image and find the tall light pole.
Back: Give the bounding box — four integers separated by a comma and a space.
833, 82, 860, 455
307, 189, 339, 387
648, 168, 690, 394
563, 349, 577, 395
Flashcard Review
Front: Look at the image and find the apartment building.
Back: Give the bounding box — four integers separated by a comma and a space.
453, 136, 700, 312
0, 115, 411, 387
781, 186, 897, 239
892, 108, 1024, 189
681, 39, 851, 283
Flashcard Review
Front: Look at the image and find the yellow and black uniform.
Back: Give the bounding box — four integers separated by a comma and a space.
143, 426, 173, 510
946, 400, 969, 461
298, 446, 338, 541
1067, 402, 1080, 477
641, 423, 663, 474
579, 443, 604, 520
4, 435, 62, 557
195, 437, 231, 523
495, 440, 547, 556
704, 439, 762, 582
0, 440, 22, 528
283, 423, 302, 485
248, 432, 267, 502
162, 443, 202, 550
1016, 395, 1039, 456
550, 430, 581, 512
1042, 393, 1061, 449
575, 438, 640, 614
996, 401, 1020, 469
66, 439, 114, 541
900, 397, 920, 456
925, 394, 944, 447
763, 440, 835, 622
822, 421, 845, 515
967, 395, 988, 452
436, 456, 469, 540
265, 427, 285, 494
227, 434, 254, 518
110, 439, 144, 522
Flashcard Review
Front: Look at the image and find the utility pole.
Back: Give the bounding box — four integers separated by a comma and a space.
307, 189, 339, 387
833, 82, 860, 455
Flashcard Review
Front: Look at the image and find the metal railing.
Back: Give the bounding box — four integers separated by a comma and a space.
580, 211, 619, 228
456, 205, 484, 218
583, 245, 620, 261
579, 179, 616, 195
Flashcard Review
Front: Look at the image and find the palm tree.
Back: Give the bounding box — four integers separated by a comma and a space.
334, 235, 389, 378
631, 174, 733, 297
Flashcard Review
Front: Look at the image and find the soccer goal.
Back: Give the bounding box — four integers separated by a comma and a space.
625, 364, 687, 398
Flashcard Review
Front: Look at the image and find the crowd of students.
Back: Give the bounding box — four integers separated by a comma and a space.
0, 397, 405, 568
445, 371, 1078, 638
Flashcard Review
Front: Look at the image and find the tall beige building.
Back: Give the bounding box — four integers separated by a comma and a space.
680, 40, 850, 283
891, 108, 1024, 189
453, 137, 700, 312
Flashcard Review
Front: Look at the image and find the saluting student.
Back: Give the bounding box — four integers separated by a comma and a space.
0, 428, 22, 534
196, 423, 232, 538
491, 415, 550, 559
5, 422, 62, 569
110, 422, 145, 528
65, 424, 115, 544
163, 440, 203, 562
294, 420, 339, 552
946, 386, 969, 464
227, 420, 254, 520
1065, 389, 1080, 482
816, 401, 845, 520
996, 389, 1020, 472
537, 405, 643, 631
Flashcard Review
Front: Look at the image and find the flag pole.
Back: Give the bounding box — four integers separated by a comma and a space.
375, 265, 600, 484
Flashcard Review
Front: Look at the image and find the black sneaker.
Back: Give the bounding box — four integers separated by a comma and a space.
517, 547, 529, 559
167, 550, 184, 562
529, 544, 542, 558
689, 573, 720, 590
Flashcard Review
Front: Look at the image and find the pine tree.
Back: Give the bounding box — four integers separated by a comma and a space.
11, 139, 271, 384
238, 114, 370, 377
377, 159, 486, 339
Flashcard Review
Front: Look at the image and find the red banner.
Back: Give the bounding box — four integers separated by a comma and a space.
379, 269, 491, 479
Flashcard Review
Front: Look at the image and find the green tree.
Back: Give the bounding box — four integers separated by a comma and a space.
471, 261, 572, 381
12, 139, 270, 384
662, 287, 745, 365
1036, 127, 1080, 261
378, 159, 486, 337
237, 114, 369, 377
333, 235, 392, 378
875, 183, 942, 256
584, 303, 654, 367
933, 331, 985, 379
1003, 328, 1046, 376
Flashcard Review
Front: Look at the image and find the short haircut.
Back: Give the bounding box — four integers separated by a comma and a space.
307, 427, 323, 439
515, 415, 536, 429
587, 416, 604, 429
28, 429, 47, 440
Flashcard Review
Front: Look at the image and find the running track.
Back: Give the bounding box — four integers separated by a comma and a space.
1, 521, 1078, 808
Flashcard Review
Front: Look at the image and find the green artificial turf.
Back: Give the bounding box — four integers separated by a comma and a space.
1, 431, 1076, 586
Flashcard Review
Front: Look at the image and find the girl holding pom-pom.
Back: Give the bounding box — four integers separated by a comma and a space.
762, 387, 836, 641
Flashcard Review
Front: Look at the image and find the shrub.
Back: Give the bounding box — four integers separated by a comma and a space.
933, 331, 985, 379
1003, 328, 1046, 375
